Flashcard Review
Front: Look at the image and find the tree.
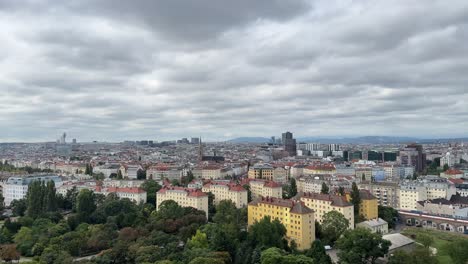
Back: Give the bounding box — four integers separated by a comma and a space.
243, 184, 252, 202
378, 206, 398, 229
137, 169, 147, 180
321, 182, 329, 194
0, 192, 4, 212
443, 164, 449, 171
288, 178, 297, 198
389, 247, 437, 264
187, 230, 209, 249
321, 211, 350, 245
336, 227, 391, 264
76, 189, 96, 222
207, 192, 216, 221
305, 240, 332, 264
0, 244, 20, 263
418, 234, 434, 248
141, 180, 162, 205
213, 200, 241, 226
11, 199, 27, 216
26, 181, 44, 218
44, 181, 58, 212
350, 182, 361, 222
338, 186, 345, 196
117, 170, 123, 180
248, 217, 288, 250
445, 238, 468, 264
260, 247, 314, 264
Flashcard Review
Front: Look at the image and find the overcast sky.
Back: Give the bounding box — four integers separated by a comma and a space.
1, 0, 468, 142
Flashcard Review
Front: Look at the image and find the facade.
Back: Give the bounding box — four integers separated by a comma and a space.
119, 164, 144, 179
296, 192, 354, 228
156, 186, 209, 219
192, 165, 227, 180
247, 179, 282, 199
282, 132, 297, 157
358, 181, 399, 208
303, 164, 336, 175
399, 144, 426, 173
248, 197, 315, 250
357, 218, 389, 234
357, 190, 378, 220
2, 175, 63, 206
248, 164, 274, 180
398, 184, 428, 210
202, 181, 248, 208
147, 164, 183, 181
96, 186, 147, 204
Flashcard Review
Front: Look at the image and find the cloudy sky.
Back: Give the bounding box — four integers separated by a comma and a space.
1, 0, 468, 142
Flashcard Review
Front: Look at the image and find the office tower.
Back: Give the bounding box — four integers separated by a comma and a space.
327, 144, 340, 151
191, 137, 200, 144
271, 136, 276, 144
282, 131, 297, 156
399, 144, 426, 173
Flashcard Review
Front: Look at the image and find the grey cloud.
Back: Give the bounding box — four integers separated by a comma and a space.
0, 0, 467, 142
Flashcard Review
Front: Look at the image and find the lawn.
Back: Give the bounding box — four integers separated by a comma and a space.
401, 227, 468, 264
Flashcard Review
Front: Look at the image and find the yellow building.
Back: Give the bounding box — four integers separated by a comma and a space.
156, 186, 209, 219
298, 192, 354, 228
303, 164, 336, 175
202, 181, 248, 208
248, 164, 274, 180
345, 190, 378, 220
245, 179, 283, 199
248, 197, 315, 250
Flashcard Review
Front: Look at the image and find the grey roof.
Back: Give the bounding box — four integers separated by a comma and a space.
382, 234, 414, 251
357, 218, 388, 228
6, 175, 61, 185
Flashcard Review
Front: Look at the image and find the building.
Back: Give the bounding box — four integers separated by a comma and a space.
2, 175, 63, 206
192, 165, 229, 180
202, 181, 248, 208
248, 197, 315, 250
147, 164, 183, 181
357, 218, 389, 234
248, 164, 274, 180
398, 184, 428, 210
96, 186, 147, 204
358, 181, 399, 208
303, 164, 336, 175
296, 192, 354, 228
246, 179, 282, 199
156, 186, 209, 219
440, 152, 459, 168
347, 190, 378, 220
282, 132, 297, 157
93, 164, 120, 178
328, 144, 340, 152
119, 164, 144, 179
399, 144, 426, 173
383, 234, 415, 257
416, 194, 468, 218
191, 137, 200, 144
441, 169, 464, 179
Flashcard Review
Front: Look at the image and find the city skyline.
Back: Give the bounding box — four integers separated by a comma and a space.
1, 0, 468, 142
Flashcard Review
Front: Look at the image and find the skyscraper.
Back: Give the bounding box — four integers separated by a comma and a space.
282, 131, 297, 156
400, 144, 426, 173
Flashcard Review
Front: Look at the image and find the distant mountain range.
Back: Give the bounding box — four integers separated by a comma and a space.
227, 136, 468, 144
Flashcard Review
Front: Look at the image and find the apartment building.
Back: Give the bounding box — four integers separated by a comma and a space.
398, 184, 428, 210
202, 181, 248, 208
248, 164, 274, 180
296, 192, 354, 228
248, 197, 315, 250
303, 164, 336, 175
244, 179, 282, 199
96, 186, 147, 204
156, 186, 209, 219
2, 175, 63, 206
358, 181, 399, 208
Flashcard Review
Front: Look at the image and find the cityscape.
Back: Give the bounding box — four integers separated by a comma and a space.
1, 1, 468, 264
